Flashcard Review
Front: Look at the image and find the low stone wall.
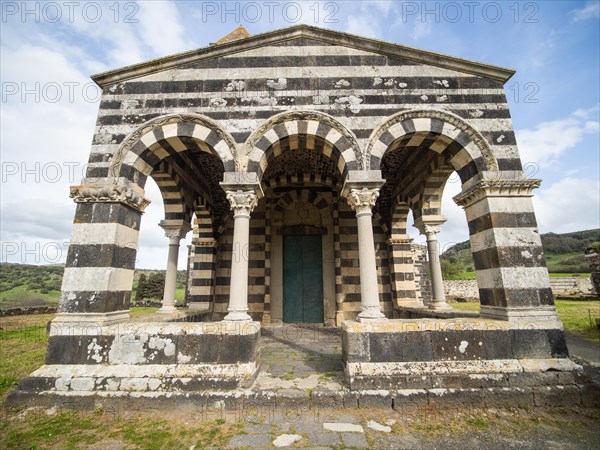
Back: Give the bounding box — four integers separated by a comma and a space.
444, 277, 596, 300
0, 306, 57, 317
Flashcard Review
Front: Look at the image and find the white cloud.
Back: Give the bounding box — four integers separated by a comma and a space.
515, 106, 600, 168
137, 1, 193, 55
570, 1, 600, 22
533, 178, 600, 234
345, 14, 382, 39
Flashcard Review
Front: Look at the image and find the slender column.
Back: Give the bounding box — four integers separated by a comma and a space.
224, 190, 258, 322
347, 188, 387, 322
158, 224, 190, 314
422, 223, 451, 310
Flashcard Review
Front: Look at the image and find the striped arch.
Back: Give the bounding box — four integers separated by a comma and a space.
245, 110, 362, 181
109, 113, 238, 182
151, 161, 213, 225
368, 109, 499, 183
273, 188, 332, 214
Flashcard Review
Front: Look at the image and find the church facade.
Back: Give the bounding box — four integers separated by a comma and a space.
9, 26, 584, 407
68, 25, 555, 326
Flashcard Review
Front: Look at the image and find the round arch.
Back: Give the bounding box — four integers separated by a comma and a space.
244, 110, 363, 182
367, 109, 499, 181
109, 113, 239, 181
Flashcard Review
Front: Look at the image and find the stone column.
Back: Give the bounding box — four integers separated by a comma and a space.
421, 222, 451, 310
158, 223, 191, 314
454, 176, 560, 322
55, 182, 150, 326
387, 237, 422, 308
223, 190, 258, 322
347, 187, 387, 322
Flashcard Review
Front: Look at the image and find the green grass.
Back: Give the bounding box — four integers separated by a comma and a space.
0, 314, 54, 401
554, 300, 600, 341
129, 306, 160, 316
0, 285, 60, 308
548, 273, 592, 278
452, 300, 600, 341
0, 408, 243, 449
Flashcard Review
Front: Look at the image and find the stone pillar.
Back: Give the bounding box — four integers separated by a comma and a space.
387, 237, 422, 308
188, 238, 218, 311
158, 222, 191, 314
454, 176, 560, 322
420, 221, 451, 310
347, 187, 387, 322
56, 182, 150, 325
223, 190, 258, 322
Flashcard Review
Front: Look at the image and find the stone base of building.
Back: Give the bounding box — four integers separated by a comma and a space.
6, 381, 599, 413
12, 320, 261, 398
342, 318, 579, 390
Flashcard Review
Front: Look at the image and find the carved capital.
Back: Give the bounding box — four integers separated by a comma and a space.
453, 178, 541, 208
423, 223, 442, 236
70, 184, 150, 212
226, 190, 258, 217
347, 188, 379, 216
159, 221, 191, 244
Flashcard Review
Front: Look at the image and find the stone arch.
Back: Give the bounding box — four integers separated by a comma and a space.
109, 113, 238, 182
367, 109, 499, 181
245, 110, 363, 182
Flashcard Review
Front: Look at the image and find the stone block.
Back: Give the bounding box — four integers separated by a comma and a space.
431, 329, 485, 361
579, 384, 600, 408
533, 385, 581, 407
482, 329, 513, 359
427, 388, 485, 408
356, 390, 392, 409
401, 331, 434, 362
393, 389, 429, 414
484, 387, 534, 408
342, 330, 370, 363
510, 329, 552, 359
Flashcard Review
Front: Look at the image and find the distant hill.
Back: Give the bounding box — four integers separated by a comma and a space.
0, 263, 186, 309
441, 228, 600, 279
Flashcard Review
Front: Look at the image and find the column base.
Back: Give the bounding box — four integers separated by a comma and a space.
357, 307, 388, 322
223, 310, 253, 322
429, 299, 452, 311
480, 305, 562, 323
157, 305, 178, 314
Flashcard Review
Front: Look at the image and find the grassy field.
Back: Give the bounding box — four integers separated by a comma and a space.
452, 300, 600, 341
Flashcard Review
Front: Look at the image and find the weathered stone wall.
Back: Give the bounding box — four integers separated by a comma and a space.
444, 277, 596, 300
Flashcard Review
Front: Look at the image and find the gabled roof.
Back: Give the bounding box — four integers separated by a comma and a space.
91, 24, 515, 87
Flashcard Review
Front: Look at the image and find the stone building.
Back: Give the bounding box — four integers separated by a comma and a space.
10, 25, 586, 407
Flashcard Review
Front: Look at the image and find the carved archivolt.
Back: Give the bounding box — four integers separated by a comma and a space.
109, 113, 238, 177
70, 184, 150, 212
244, 109, 364, 169
367, 109, 499, 172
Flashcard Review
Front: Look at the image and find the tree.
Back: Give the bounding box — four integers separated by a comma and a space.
145, 273, 165, 299
135, 273, 147, 301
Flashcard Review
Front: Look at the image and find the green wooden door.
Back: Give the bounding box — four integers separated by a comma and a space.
283, 235, 324, 323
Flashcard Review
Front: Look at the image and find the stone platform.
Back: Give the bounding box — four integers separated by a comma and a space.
6, 323, 600, 413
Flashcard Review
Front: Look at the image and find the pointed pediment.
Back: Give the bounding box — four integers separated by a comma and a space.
92, 25, 514, 87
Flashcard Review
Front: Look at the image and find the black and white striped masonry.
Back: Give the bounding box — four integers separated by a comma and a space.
56, 24, 558, 324
10, 25, 588, 408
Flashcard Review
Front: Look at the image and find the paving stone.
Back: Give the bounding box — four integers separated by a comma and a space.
341, 432, 369, 448
324, 422, 364, 432
228, 433, 272, 448
307, 432, 340, 446
244, 423, 273, 433
295, 421, 323, 433
273, 434, 302, 447
366, 420, 392, 432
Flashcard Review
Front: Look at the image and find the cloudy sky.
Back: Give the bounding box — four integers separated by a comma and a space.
1, 0, 599, 269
